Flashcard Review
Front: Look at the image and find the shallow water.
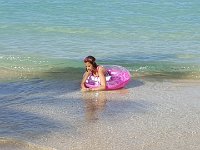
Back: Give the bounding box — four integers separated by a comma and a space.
0, 138, 55, 150
1, 79, 200, 149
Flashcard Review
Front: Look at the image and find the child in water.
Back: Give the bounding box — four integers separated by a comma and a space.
81, 56, 107, 91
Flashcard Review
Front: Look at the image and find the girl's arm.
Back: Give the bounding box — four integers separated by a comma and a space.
81, 71, 90, 89
90, 66, 106, 91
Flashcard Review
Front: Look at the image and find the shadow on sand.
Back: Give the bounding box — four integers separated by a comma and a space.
0, 107, 72, 138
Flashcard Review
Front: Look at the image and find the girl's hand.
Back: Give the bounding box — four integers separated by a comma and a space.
81, 88, 91, 92
89, 88, 95, 91
81, 88, 95, 92
81, 87, 88, 92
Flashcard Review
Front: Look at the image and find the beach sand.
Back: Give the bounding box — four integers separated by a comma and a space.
1, 79, 200, 150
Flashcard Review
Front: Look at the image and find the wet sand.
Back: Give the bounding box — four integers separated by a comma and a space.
0, 138, 55, 150
1, 79, 200, 150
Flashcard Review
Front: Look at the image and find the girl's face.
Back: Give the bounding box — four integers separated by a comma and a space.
85, 62, 94, 72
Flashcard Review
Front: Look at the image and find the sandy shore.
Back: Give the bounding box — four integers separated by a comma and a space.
1, 79, 200, 150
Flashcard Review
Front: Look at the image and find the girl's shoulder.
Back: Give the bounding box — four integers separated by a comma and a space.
97, 65, 104, 70
97, 65, 106, 72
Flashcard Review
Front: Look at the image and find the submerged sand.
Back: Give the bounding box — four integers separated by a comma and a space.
1, 79, 200, 150
0, 138, 55, 150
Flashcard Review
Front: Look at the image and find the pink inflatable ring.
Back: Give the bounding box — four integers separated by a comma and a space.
85, 65, 131, 90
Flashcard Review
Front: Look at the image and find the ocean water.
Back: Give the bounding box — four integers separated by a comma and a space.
0, 0, 200, 81
0, 0, 200, 149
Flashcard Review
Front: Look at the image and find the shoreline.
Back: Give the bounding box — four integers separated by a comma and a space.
1, 68, 200, 83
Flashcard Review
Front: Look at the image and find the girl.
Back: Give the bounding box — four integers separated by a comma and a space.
81, 56, 107, 91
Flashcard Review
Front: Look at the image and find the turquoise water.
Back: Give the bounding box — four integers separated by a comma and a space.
0, 0, 200, 80
0, 1, 200, 149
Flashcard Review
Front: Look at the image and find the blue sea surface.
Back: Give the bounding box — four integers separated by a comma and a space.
0, 0, 200, 80
0, 1, 200, 149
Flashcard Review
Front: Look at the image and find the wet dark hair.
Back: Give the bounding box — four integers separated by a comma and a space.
84, 56, 98, 71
